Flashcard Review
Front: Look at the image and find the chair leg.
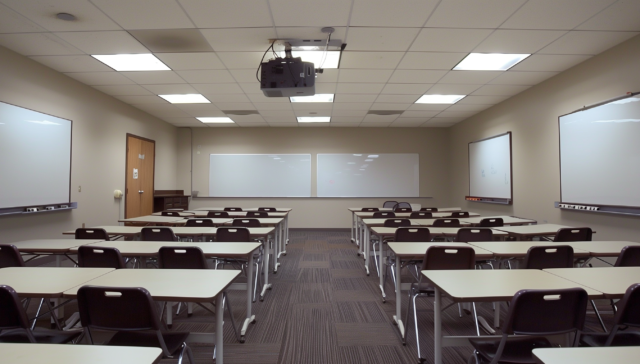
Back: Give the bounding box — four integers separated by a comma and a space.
31, 298, 45, 330
178, 342, 196, 364
372, 240, 380, 277
590, 300, 608, 332
223, 292, 243, 342
471, 302, 480, 336
403, 288, 414, 345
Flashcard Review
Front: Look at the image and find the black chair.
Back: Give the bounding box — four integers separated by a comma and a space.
395, 227, 431, 242
456, 228, 493, 242
383, 219, 411, 228
523, 245, 574, 269
382, 201, 398, 208
0, 244, 25, 267
468, 288, 588, 364
615, 245, 640, 267
207, 211, 229, 218
77, 285, 195, 363
394, 207, 412, 213
246, 211, 268, 218
185, 218, 215, 227
479, 218, 504, 227
75, 228, 110, 241
432, 218, 460, 227
77, 246, 126, 269
420, 207, 438, 212
450, 211, 470, 218
141, 227, 179, 242
373, 211, 395, 218
410, 211, 432, 219
232, 219, 261, 227
0, 285, 81, 344
224, 207, 242, 211
407, 246, 479, 360
216, 227, 251, 242
554, 227, 592, 242
581, 283, 640, 347
258, 207, 276, 212
361, 207, 379, 212
161, 211, 181, 217
395, 202, 411, 209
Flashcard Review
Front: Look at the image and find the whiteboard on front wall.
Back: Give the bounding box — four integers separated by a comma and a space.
468, 132, 512, 200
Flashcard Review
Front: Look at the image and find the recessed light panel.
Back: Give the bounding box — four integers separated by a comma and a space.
415, 95, 466, 104
290, 94, 334, 103
91, 54, 170, 71
297, 117, 331, 123
159, 94, 210, 104
453, 53, 530, 71
197, 117, 235, 124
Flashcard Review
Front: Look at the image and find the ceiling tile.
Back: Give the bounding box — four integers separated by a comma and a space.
0, 33, 82, 56
435, 71, 500, 84
180, 0, 273, 28
123, 71, 185, 84
425, 83, 482, 95
247, 94, 290, 103
577, 1, 640, 31
55, 31, 148, 54
193, 83, 245, 94
65, 71, 135, 85
391, 118, 429, 127
269, 0, 351, 27
182, 109, 226, 117
338, 69, 394, 83
346, 27, 421, 51
500, 0, 616, 30
205, 94, 251, 103
93, 85, 155, 96
428, 117, 467, 124
471, 84, 531, 96
331, 110, 368, 117
212, 102, 255, 110
155, 53, 226, 70
291, 103, 334, 111
511, 54, 592, 72
294, 110, 331, 117
406, 103, 450, 111
316, 69, 339, 83
217, 52, 266, 69
362, 114, 398, 123
91, 0, 194, 29
334, 94, 377, 103
489, 71, 559, 85
456, 95, 509, 104
275, 27, 348, 43
360, 122, 392, 127
436, 110, 477, 118
0, 4, 46, 33
369, 103, 411, 110
162, 117, 202, 126
381, 83, 432, 95
350, 0, 438, 27
336, 83, 385, 94
332, 103, 372, 110
174, 103, 222, 113
29, 55, 111, 72
339, 51, 405, 69
268, 123, 298, 127
227, 114, 266, 123
397, 52, 466, 70
445, 104, 492, 112
423, 121, 458, 127
426, 0, 526, 28
260, 110, 296, 117
229, 69, 260, 83
538, 31, 640, 55
315, 83, 337, 94
177, 70, 236, 83
253, 103, 294, 111
410, 28, 492, 52
330, 116, 365, 123
112, 95, 166, 104
388, 70, 447, 83
401, 110, 440, 118
375, 94, 420, 103
141, 83, 197, 94
1, 0, 122, 31
140, 107, 192, 118
298, 122, 330, 127
473, 30, 566, 53
205, 123, 238, 127
200, 28, 277, 52
238, 82, 263, 94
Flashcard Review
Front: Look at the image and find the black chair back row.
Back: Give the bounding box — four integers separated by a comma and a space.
0, 245, 25, 268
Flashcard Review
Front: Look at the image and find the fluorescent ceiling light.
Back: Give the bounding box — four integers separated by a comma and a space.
290, 94, 334, 103
453, 53, 530, 71
91, 54, 170, 71
278, 51, 340, 69
416, 95, 466, 104
368, 155, 378, 158
159, 94, 210, 104
197, 117, 234, 124
297, 116, 330, 123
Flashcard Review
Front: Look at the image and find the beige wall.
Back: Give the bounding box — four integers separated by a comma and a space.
0, 46, 179, 243
183, 127, 451, 228
448, 35, 640, 241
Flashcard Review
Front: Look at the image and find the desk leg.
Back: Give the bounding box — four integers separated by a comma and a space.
434, 286, 443, 364
53, 256, 63, 325
216, 292, 224, 364
363, 226, 370, 276
393, 255, 403, 339
260, 239, 272, 301
350, 211, 356, 243
379, 238, 387, 302
285, 214, 289, 246
241, 254, 256, 339
273, 227, 280, 273
277, 221, 287, 258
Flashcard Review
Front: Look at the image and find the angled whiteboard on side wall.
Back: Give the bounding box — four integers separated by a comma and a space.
317, 153, 419, 197
208, 154, 311, 197
468, 132, 512, 202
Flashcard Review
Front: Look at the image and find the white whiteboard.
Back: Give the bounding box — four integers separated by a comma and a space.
468, 132, 512, 199
560, 95, 640, 207
208, 154, 311, 197
0, 101, 72, 209
317, 154, 419, 197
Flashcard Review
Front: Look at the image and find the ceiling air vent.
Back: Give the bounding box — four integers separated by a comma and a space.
221, 110, 260, 115
366, 110, 404, 116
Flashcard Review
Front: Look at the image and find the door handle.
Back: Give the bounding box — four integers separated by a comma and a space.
139, 190, 144, 194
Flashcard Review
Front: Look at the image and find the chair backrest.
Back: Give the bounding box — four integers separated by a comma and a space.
383, 219, 411, 228
455, 228, 493, 242
258, 207, 277, 212
207, 211, 229, 218
216, 227, 251, 242
75, 228, 110, 241
77, 246, 126, 269
0, 244, 25, 268
420, 207, 438, 212
553, 227, 592, 242
611, 283, 640, 331
479, 218, 504, 227
140, 227, 179, 242
158, 246, 207, 269
422, 246, 476, 271
432, 218, 460, 227
232, 219, 261, 227
373, 211, 395, 218
450, 211, 469, 218
394, 207, 412, 213
615, 246, 640, 267
185, 218, 215, 227
395, 227, 431, 242
361, 207, 379, 212
161, 211, 181, 217
410, 211, 432, 219
382, 201, 398, 208
523, 245, 574, 269
224, 207, 243, 211
246, 211, 268, 218
395, 202, 411, 209
0, 285, 35, 342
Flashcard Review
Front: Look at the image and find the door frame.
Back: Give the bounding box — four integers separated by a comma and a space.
124, 133, 156, 218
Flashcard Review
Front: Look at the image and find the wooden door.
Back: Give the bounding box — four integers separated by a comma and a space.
125, 134, 155, 218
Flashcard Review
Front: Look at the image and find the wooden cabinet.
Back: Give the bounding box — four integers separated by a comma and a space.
153, 190, 189, 212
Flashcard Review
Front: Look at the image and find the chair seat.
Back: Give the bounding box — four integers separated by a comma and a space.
581, 332, 640, 347
0, 327, 81, 344
107, 330, 190, 356
469, 336, 551, 364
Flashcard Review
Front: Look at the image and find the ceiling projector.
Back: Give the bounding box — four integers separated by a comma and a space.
260, 57, 315, 97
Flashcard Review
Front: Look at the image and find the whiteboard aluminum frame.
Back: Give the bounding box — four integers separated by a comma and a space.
466, 132, 513, 205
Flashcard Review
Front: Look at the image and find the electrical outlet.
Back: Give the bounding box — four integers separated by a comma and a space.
26, 207, 38, 212
45, 206, 55, 210
78, 185, 81, 192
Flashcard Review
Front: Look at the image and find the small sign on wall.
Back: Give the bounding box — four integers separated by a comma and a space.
133, 168, 138, 179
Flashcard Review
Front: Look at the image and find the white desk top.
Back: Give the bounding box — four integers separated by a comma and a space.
63, 226, 143, 236
370, 226, 507, 237
178, 242, 262, 257
467, 241, 591, 258
0, 267, 114, 298
70, 241, 262, 258
533, 347, 640, 364
225, 217, 284, 226
118, 215, 186, 224
494, 224, 581, 236
460, 215, 537, 226
63, 269, 240, 302
544, 267, 640, 299
363, 218, 431, 227
0, 343, 162, 364
388, 242, 494, 260
553, 241, 640, 257
151, 211, 195, 217
10, 239, 101, 253
422, 269, 604, 302
194, 207, 292, 212
186, 211, 287, 218
355, 211, 480, 218
209, 226, 275, 238
184, 218, 234, 225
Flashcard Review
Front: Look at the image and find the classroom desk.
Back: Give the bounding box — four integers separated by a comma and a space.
118, 215, 187, 225
422, 269, 605, 364
460, 215, 537, 226
10, 239, 101, 263
386, 242, 494, 341
151, 211, 195, 217
493, 224, 591, 240
466, 241, 591, 260
532, 347, 640, 364
63, 226, 221, 241
223, 217, 286, 273
544, 267, 640, 299
0, 343, 163, 364
63, 226, 143, 239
